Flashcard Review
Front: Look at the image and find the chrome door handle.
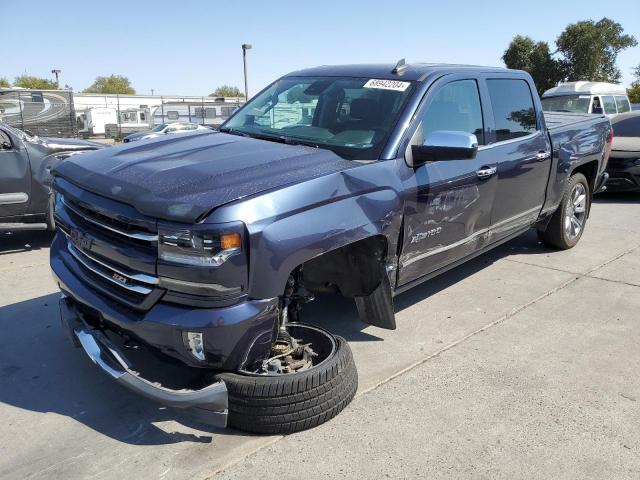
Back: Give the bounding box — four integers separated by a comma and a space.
476, 166, 497, 179
536, 151, 551, 161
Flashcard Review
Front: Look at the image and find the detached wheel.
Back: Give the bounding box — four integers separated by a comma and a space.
217, 324, 358, 434
537, 173, 590, 250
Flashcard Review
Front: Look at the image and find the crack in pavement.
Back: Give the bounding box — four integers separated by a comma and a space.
499, 244, 640, 289
207, 243, 640, 479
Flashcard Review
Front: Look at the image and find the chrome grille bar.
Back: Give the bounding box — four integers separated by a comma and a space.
62, 197, 158, 242
67, 243, 153, 295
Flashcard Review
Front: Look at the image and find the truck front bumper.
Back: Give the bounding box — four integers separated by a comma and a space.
50, 232, 279, 372
59, 296, 229, 427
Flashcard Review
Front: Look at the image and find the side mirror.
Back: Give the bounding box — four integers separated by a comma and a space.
411, 131, 478, 165
1, 141, 12, 151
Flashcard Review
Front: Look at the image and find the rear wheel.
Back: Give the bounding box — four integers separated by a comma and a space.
537, 173, 590, 250
217, 323, 358, 434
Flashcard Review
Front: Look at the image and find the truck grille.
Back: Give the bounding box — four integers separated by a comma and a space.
54, 179, 163, 310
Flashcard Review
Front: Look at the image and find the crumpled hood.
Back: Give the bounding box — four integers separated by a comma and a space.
53, 131, 357, 223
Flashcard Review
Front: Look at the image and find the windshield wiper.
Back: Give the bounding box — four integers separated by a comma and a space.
256, 130, 319, 148
220, 127, 319, 148
218, 127, 250, 137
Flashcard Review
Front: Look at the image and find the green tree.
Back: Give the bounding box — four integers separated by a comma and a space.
13, 75, 57, 89
628, 64, 640, 104
502, 35, 564, 94
210, 85, 245, 97
83, 75, 135, 94
0, 78, 10, 88
556, 18, 637, 82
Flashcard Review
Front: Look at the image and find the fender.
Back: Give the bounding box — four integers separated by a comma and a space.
207, 159, 405, 302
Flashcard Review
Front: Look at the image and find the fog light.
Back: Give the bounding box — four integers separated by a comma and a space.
184, 332, 205, 361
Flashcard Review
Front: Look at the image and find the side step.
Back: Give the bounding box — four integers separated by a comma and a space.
0, 223, 48, 232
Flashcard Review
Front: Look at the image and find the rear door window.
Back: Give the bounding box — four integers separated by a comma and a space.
615, 96, 631, 113
486, 79, 537, 142
602, 96, 617, 114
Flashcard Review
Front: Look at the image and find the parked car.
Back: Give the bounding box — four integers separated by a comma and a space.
541, 81, 631, 117
0, 123, 105, 231
122, 122, 209, 143
604, 111, 640, 192
50, 63, 611, 434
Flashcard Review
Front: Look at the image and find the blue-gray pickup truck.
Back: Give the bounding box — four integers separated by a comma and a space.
50, 62, 612, 434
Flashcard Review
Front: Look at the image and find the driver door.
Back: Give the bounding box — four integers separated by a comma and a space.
0, 127, 31, 218
397, 77, 498, 286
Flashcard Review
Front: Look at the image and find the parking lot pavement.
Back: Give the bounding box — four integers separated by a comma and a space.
1, 194, 639, 480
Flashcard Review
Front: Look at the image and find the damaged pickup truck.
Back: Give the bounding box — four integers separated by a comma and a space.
50, 62, 612, 434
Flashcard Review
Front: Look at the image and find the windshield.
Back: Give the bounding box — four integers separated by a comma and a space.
221, 76, 414, 160
151, 123, 167, 132
541, 95, 591, 113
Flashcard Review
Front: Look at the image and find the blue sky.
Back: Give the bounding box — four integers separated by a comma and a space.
2, 0, 639, 96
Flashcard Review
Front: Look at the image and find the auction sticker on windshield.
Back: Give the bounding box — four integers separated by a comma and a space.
364, 79, 411, 91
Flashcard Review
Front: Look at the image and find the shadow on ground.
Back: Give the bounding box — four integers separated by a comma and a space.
0, 293, 253, 446
0, 230, 54, 255
593, 191, 640, 204
0, 226, 560, 445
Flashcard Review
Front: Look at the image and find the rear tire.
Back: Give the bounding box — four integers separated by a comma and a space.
217, 325, 358, 435
537, 173, 590, 250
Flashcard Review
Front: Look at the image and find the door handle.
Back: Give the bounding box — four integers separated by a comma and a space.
535, 151, 551, 161
476, 166, 497, 179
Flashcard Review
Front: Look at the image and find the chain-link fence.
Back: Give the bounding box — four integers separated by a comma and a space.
0, 89, 245, 140
0, 89, 77, 137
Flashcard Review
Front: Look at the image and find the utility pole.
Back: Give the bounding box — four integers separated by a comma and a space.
151, 88, 155, 96
51, 69, 61, 88
242, 44, 252, 100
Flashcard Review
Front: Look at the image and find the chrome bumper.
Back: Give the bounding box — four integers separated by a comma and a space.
60, 297, 228, 427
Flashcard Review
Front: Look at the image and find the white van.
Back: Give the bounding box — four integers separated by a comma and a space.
541, 82, 631, 117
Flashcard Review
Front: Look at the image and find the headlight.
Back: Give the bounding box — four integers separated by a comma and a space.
158, 227, 241, 267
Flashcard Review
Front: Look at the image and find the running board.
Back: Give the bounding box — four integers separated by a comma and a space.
0, 222, 48, 231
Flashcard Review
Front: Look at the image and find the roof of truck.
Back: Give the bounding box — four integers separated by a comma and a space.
543, 81, 627, 97
286, 63, 515, 81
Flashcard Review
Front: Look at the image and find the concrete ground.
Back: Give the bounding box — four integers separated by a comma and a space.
1, 193, 639, 480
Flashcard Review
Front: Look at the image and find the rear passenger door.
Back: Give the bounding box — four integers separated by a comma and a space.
483, 77, 551, 241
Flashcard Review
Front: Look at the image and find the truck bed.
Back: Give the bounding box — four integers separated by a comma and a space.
544, 111, 607, 132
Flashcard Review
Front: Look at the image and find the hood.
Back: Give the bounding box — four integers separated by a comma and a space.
38, 136, 106, 150
53, 131, 357, 223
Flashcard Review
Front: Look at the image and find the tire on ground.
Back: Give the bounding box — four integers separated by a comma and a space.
537, 172, 590, 250
217, 336, 358, 434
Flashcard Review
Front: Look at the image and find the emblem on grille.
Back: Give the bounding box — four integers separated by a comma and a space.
70, 229, 93, 250
111, 272, 128, 284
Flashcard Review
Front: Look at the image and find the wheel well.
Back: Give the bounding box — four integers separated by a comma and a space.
300, 235, 388, 298
572, 161, 598, 192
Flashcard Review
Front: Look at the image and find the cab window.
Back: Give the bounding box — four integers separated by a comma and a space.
0, 129, 12, 149
487, 79, 537, 142
419, 79, 485, 145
